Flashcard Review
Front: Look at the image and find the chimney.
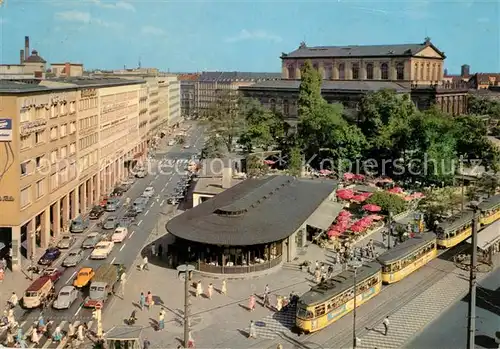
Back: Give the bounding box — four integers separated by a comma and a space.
20, 50, 24, 64
222, 165, 232, 189
24, 36, 29, 60
65, 62, 71, 77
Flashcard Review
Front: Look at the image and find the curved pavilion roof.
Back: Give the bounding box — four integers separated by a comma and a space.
166, 175, 337, 246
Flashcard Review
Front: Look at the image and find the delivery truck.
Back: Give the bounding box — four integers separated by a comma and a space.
84, 263, 124, 308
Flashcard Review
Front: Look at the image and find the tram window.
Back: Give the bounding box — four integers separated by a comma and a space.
297, 306, 313, 319
315, 304, 326, 316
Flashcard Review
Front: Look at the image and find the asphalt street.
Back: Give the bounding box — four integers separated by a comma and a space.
406, 266, 500, 349
8, 122, 206, 334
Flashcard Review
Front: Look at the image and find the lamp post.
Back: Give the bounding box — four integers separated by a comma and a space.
467, 201, 480, 349
177, 264, 195, 348
387, 212, 393, 250
350, 260, 363, 349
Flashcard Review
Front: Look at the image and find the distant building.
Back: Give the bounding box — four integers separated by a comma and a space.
177, 73, 200, 118
50, 63, 84, 78
0, 36, 46, 81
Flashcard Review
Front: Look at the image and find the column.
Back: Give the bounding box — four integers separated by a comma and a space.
95, 174, 101, 206
62, 195, 69, 230
26, 219, 36, 261
41, 208, 51, 248
71, 189, 79, 218
89, 177, 94, 206
11, 226, 21, 271
80, 182, 87, 213
53, 200, 61, 238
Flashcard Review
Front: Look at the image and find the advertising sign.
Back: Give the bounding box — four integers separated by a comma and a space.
0, 119, 12, 142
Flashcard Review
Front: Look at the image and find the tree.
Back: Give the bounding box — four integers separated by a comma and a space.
365, 191, 407, 215
204, 90, 245, 153
246, 154, 268, 177
468, 95, 500, 118
200, 135, 225, 159
287, 146, 303, 176
477, 173, 500, 197
297, 60, 323, 119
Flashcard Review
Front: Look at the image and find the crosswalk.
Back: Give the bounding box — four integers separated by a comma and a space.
1, 318, 93, 348
254, 305, 296, 340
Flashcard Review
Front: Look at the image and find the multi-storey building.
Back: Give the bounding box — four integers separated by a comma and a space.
196, 72, 281, 114
240, 38, 469, 120
178, 73, 200, 118
0, 36, 46, 81
165, 75, 181, 126
0, 77, 147, 271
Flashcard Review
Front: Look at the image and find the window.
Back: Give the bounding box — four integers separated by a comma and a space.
35, 130, 45, 144
69, 122, 76, 134
269, 99, 276, 111
366, 64, 374, 80
420, 63, 424, 80
426, 63, 431, 81
396, 63, 405, 80
50, 173, 58, 191
35, 155, 44, 168
61, 146, 67, 159
381, 63, 389, 80
20, 161, 29, 176
70, 142, 76, 155
20, 186, 31, 208
50, 150, 57, 164
36, 180, 45, 199
50, 105, 56, 118
338, 64, 345, 79
60, 124, 67, 137
283, 100, 290, 116
325, 65, 333, 80
352, 63, 360, 80
414, 63, 419, 81
20, 135, 32, 150
20, 108, 30, 122
50, 127, 58, 140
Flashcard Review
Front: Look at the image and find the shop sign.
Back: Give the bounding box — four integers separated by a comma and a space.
50, 95, 64, 104
0, 196, 14, 202
81, 89, 97, 98
0, 119, 13, 142
20, 119, 47, 136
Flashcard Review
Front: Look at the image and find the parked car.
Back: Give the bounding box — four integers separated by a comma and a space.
53, 286, 78, 310
62, 249, 84, 267
105, 198, 120, 212
112, 186, 126, 197
142, 186, 155, 197
73, 267, 95, 288
118, 217, 133, 228
57, 235, 75, 249
70, 216, 89, 233
103, 216, 118, 230
82, 232, 102, 249
124, 209, 138, 219
42, 267, 64, 283
183, 145, 190, 149
135, 169, 147, 178
111, 227, 128, 243
132, 198, 148, 213
89, 206, 105, 220
90, 241, 114, 260
38, 248, 61, 266
121, 178, 135, 190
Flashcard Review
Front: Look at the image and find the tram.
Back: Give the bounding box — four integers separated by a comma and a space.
435, 211, 475, 248
377, 232, 437, 284
478, 195, 500, 226
296, 262, 381, 333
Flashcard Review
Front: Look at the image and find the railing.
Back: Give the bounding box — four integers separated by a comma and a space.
199, 255, 283, 274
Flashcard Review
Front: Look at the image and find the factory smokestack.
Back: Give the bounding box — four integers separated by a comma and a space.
24, 36, 29, 60
20, 50, 24, 64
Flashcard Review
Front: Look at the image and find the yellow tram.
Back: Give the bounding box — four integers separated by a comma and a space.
435, 211, 475, 248
478, 195, 500, 226
295, 262, 381, 333
377, 232, 437, 284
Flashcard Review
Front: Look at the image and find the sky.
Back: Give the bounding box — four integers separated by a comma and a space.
0, 0, 498, 73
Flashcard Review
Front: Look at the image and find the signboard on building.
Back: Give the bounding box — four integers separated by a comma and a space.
81, 89, 97, 98
20, 119, 47, 136
0, 196, 14, 202
0, 119, 13, 142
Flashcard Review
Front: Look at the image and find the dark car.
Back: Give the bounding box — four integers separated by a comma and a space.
111, 186, 126, 197
89, 206, 105, 220
124, 209, 138, 218
38, 248, 61, 266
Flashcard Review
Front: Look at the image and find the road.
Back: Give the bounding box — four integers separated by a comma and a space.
406, 266, 500, 349
4, 121, 205, 347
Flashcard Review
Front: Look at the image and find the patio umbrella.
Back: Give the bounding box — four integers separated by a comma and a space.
388, 187, 404, 194
338, 210, 352, 217
360, 192, 373, 198
350, 224, 365, 233
320, 169, 332, 175
368, 214, 384, 221
351, 195, 367, 202
363, 204, 382, 212
336, 189, 354, 200
343, 173, 356, 180
354, 174, 366, 180
327, 229, 342, 238
404, 196, 414, 201
264, 160, 276, 165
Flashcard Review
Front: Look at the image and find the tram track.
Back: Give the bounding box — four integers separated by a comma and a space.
276, 244, 468, 349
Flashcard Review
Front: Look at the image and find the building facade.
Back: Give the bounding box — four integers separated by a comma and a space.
178, 73, 200, 118
0, 77, 149, 271
0, 36, 46, 80
165, 75, 181, 126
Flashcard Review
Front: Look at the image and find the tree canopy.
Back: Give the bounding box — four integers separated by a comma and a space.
468, 95, 500, 118
365, 191, 407, 215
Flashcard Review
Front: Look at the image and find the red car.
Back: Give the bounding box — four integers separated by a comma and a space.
42, 267, 64, 283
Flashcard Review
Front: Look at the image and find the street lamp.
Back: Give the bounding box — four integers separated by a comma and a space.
350, 260, 363, 349
467, 200, 480, 349
388, 212, 393, 250
177, 264, 195, 348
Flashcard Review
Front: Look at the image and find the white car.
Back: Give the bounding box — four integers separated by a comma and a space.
53, 286, 78, 310
142, 186, 155, 197
183, 145, 190, 149
111, 227, 128, 243
90, 241, 114, 259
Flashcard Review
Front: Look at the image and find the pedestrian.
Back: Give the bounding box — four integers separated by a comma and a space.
151, 243, 156, 257
158, 244, 163, 259
187, 331, 195, 348
264, 292, 270, 307
383, 316, 389, 336
143, 338, 151, 349
8, 292, 18, 308
207, 283, 213, 299
248, 320, 257, 339
264, 284, 270, 297
77, 324, 84, 341
248, 295, 256, 311
142, 256, 149, 270
139, 292, 145, 310
277, 345, 283, 349
158, 312, 165, 331
221, 279, 227, 295
196, 281, 203, 297
314, 268, 321, 283
146, 291, 153, 310
276, 296, 283, 312
30, 327, 40, 345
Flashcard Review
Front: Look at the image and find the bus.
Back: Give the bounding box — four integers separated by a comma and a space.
377, 232, 437, 284
296, 262, 381, 333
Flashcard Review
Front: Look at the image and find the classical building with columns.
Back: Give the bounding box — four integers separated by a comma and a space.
0, 77, 148, 271
240, 38, 469, 121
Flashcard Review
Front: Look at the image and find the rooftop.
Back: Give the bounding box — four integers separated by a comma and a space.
199, 71, 282, 82
193, 176, 244, 196
24, 50, 46, 64
282, 40, 445, 59
0, 80, 49, 93
239, 79, 410, 93
167, 175, 338, 246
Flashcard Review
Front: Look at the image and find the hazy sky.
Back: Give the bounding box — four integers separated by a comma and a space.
0, 0, 498, 73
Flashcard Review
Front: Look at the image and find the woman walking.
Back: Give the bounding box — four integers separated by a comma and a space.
221, 279, 227, 295
207, 283, 214, 299
139, 292, 145, 310
146, 291, 153, 310
248, 295, 256, 311
196, 281, 203, 298
157, 312, 165, 331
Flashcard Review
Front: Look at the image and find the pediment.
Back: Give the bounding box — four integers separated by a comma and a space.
414, 46, 444, 59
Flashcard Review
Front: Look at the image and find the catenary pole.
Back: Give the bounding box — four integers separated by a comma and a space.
467, 205, 478, 349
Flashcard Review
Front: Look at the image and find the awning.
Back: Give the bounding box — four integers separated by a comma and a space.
306, 200, 344, 231
466, 220, 500, 250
